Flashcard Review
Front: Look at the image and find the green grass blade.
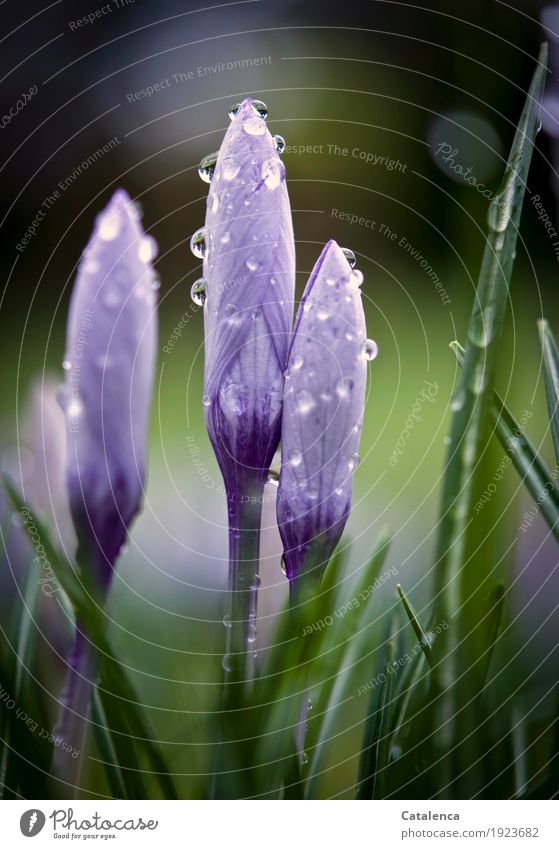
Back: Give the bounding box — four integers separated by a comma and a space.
356, 636, 395, 799
91, 688, 138, 800
396, 584, 434, 669
433, 45, 548, 623
451, 340, 559, 539
538, 319, 559, 465
2, 476, 178, 800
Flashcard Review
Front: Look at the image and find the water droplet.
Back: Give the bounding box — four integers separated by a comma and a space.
296, 389, 316, 414
190, 228, 207, 259
81, 257, 99, 274
345, 331, 354, 342
334, 486, 344, 497
251, 100, 268, 119
307, 698, 313, 711
487, 184, 513, 233
223, 614, 232, 629
98, 212, 121, 241
252, 308, 260, 320
281, 555, 288, 577
246, 256, 259, 272
349, 269, 364, 288
220, 230, 231, 244
67, 398, 83, 420
138, 235, 157, 263
303, 300, 313, 313
317, 307, 330, 321
228, 102, 241, 120
221, 157, 241, 181
191, 277, 207, 306
292, 354, 304, 370
62, 359, 71, 371
261, 156, 285, 190
198, 151, 218, 183
288, 449, 302, 467
151, 274, 161, 291
362, 338, 378, 361
348, 453, 360, 471
243, 116, 266, 136
326, 276, 336, 287
307, 487, 318, 501
450, 389, 465, 412
267, 469, 280, 487
302, 752, 309, 765
221, 654, 233, 672
273, 134, 286, 154
247, 624, 257, 644
320, 389, 332, 402
202, 394, 212, 407
224, 302, 236, 317
341, 247, 356, 268
444, 435, 452, 445
222, 383, 246, 416
336, 377, 354, 399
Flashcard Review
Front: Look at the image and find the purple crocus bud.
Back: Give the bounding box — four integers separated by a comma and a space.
196, 97, 295, 498
277, 240, 374, 597
63, 189, 158, 593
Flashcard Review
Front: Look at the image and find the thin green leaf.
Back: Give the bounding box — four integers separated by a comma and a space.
91, 688, 133, 800
356, 637, 395, 799
451, 340, 559, 540
433, 45, 548, 622
396, 584, 434, 669
2, 476, 178, 800
304, 531, 392, 797
538, 318, 559, 465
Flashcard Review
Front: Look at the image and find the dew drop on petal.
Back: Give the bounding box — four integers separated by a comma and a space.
252, 100, 268, 119
98, 212, 121, 241
246, 256, 259, 272
191, 278, 206, 306
138, 235, 158, 263
202, 394, 212, 408
345, 331, 354, 341
292, 354, 304, 370
336, 377, 354, 399
326, 276, 336, 287
228, 102, 241, 120
288, 449, 302, 468
67, 398, 83, 420
221, 157, 241, 181
62, 359, 71, 371
273, 134, 286, 154
341, 247, 356, 268
261, 156, 285, 190
243, 116, 266, 136
190, 228, 207, 259
317, 307, 330, 321
281, 555, 288, 578
349, 269, 364, 288
303, 300, 313, 313
198, 151, 218, 183
348, 453, 360, 471
220, 230, 231, 244
362, 338, 378, 361
296, 389, 316, 414
335, 486, 344, 497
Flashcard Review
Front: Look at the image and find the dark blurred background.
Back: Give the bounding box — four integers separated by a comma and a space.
1, 0, 558, 798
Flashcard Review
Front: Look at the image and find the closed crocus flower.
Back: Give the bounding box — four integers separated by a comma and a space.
277, 240, 375, 599
195, 97, 295, 499
63, 188, 158, 592
193, 98, 295, 687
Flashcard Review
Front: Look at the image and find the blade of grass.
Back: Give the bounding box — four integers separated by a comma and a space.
451, 340, 559, 539
433, 43, 547, 626
356, 636, 395, 799
396, 584, 434, 669
2, 476, 177, 799
91, 688, 132, 800
538, 319, 559, 465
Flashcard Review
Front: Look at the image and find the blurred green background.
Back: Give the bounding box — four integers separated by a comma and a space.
1, 0, 558, 798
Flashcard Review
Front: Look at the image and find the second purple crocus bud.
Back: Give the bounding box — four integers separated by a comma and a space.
277, 240, 375, 600
63, 189, 158, 594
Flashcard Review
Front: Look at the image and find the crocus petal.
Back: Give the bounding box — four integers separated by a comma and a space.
201, 98, 295, 493
64, 189, 158, 590
277, 240, 368, 583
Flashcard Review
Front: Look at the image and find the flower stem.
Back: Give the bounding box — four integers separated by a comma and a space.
223, 484, 264, 701
50, 623, 98, 798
